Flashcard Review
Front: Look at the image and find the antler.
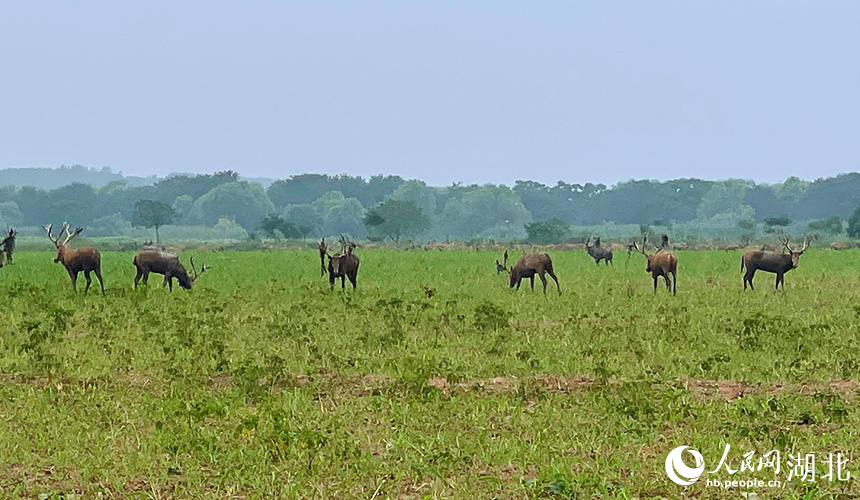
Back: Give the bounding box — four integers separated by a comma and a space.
60, 222, 83, 246
43, 223, 59, 246
190, 256, 210, 281
800, 236, 811, 252
781, 236, 793, 253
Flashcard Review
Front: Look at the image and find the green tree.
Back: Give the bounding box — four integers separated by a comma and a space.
848, 206, 860, 238
0, 201, 24, 228
259, 214, 312, 239
364, 200, 430, 242
525, 218, 572, 244
191, 182, 276, 230
808, 216, 843, 235
764, 215, 792, 233
132, 199, 176, 243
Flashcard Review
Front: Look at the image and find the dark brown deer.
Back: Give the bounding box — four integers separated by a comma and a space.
585, 237, 613, 265
498, 251, 561, 295
741, 237, 809, 290
1, 228, 16, 265
633, 235, 677, 294
318, 239, 328, 276
133, 251, 208, 291
44, 222, 105, 295
326, 241, 360, 290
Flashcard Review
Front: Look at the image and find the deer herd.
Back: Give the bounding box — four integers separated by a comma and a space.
0, 222, 820, 296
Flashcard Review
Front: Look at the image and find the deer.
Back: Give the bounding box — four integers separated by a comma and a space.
326, 239, 360, 290
318, 239, 328, 276
633, 235, 677, 295
741, 236, 809, 290
585, 237, 613, 265
831, 241, 859, 251
43, 222, 105, 295
133, 251, 208, 291
497, 250, 561, 295
1, 228, 16, 265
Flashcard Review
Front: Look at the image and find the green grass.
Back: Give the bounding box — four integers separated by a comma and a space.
0, 249, 859, 498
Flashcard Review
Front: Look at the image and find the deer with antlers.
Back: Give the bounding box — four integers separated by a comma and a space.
1, 228, 16, 266
496, 250, 561, 295
325, 237, 360, 290
633, 235, 677, 295
741, 236, 809, 290
585, 237, 613, 265
133, 251, 209, 291
43, 222, 105, 295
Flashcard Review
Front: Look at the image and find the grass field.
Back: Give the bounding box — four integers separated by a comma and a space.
1, 248, 859, 499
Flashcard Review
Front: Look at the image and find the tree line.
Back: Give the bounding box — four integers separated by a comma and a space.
1, 167, 860, 242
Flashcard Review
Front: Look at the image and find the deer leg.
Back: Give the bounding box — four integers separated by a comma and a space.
329, 274, 335, 291
671, 272, 677, 295
547, 269, 561, 296
539, 272, 548, 294
775, 273, 781, 290
347, 271, 357, 289
664, 274, 671, 290
95, 268, 105, 296
529, 276, 535, 290
142, 271, 150, 285
744, 270, 755, 290
164, 274, 173, 292
134, 269, 143, 289
340, 275, 346, 290
84, 270, 92, 294
652, 274, 658, 293
69, 270, 78, 292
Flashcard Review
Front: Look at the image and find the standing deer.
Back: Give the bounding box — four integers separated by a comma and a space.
498, 251, 561, 295
318, 239, 328, 276
133, 251, 208, 291
741, 237, 809, 290
633, 235, 677, 294
1, 228, 16, 265
585, 237, 613, 265
326, 240, 360, 290
43, 222, 105, 295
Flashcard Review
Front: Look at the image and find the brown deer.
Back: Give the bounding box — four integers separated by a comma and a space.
585, 237, 613, 265
498, 250, 561, 295
831, 241, 859, 251
43, 222, 105, 295
318, 239, 328, 276
133, 251, 208, 291
326, 240, 360, 290
633, 235, 677, 294
495, 250, 509, 274
1, 228, 16, 265
741, 237, 809, 290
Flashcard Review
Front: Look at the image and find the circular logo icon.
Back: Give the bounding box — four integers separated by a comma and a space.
665, 446, 705, 485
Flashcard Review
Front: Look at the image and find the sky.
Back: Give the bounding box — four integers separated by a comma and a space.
0, 1, 858, 188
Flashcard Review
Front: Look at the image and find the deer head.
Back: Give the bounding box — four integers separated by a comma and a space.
43, 222, 83, 263
781, 236, 810, 268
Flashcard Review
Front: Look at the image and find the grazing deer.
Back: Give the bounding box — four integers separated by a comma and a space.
1, 228, 16, 265
497, 250, 561, 295
585, 237, 613, 265
133, 251, 208, 291
633, 235, 677, 294
741, 237, 809, 290
831, 241, 859, 251
43, 222, 105, 295
326, 240, 360, 290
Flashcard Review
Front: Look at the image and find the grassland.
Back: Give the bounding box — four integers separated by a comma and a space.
0, 248, 859, 499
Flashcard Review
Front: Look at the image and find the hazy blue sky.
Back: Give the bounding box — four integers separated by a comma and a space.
1, 1, 858, 187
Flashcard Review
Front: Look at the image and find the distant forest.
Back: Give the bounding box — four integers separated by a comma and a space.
1, 166, 859, 242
